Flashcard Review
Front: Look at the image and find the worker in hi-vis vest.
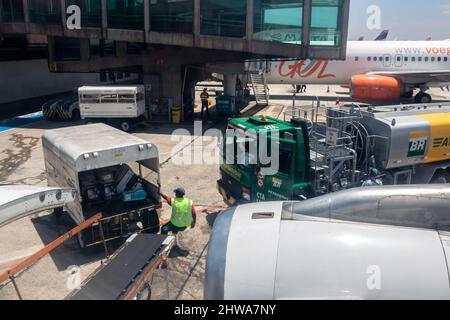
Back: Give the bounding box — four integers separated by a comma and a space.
160, 187, 196, 235
200, 88, 209, 119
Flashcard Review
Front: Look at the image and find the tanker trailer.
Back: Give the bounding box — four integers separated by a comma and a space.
347, 103, 450, 185
205, 185, 450, 300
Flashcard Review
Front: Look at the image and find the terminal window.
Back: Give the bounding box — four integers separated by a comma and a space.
53, 37, 81, 61
253, 0, 303, 45
28, 0, 61, 24
310, 0, 343, 46
150, 0, 193, 33
107, 0, 144, 30
1, 0, 24, 22
90, 39, 116, 59
200, 0, 247, 38
66, 0, 102, 28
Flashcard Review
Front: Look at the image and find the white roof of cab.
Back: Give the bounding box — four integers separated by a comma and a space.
78, 85, 144, 94
0, 185, 75, 228
42, 123, 159, 172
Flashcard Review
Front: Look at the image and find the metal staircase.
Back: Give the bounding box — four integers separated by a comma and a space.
250, 73, 269, 106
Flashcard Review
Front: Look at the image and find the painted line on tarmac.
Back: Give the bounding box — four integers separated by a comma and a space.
0, 112, 44, 134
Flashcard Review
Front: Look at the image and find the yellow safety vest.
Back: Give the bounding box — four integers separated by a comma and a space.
171, 197, 193, 228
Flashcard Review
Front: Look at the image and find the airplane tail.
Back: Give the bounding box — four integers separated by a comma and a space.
374, 30, 389, 41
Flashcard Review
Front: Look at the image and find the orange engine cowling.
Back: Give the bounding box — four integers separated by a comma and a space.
350, 75, 402, 100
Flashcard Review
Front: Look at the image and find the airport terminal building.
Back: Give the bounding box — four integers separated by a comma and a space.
0, 0, 349, 119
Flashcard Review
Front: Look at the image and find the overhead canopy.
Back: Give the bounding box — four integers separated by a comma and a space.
0, 185, 76, 228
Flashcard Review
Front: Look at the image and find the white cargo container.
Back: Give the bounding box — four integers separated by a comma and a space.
78, 86, 146, 131
42, 123, 162, 248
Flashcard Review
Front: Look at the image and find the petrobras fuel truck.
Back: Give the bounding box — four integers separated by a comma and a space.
217, 102, 450, 204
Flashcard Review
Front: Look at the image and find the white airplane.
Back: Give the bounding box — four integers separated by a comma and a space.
264, 41, 450, 103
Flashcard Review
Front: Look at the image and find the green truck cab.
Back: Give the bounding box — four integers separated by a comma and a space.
218, 115, 312, 204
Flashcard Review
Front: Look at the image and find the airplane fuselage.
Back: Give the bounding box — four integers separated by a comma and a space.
266, 41, 450, 88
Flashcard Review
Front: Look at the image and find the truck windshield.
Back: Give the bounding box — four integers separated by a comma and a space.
223, 135, 257, 172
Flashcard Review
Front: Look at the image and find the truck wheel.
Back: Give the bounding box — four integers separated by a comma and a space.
120, 121, 131, 132
143, 209, 160, 234
71, 109, 81, 121
431, 171, 450, 184
415, 92, 432, 104
77, 233, 86, 249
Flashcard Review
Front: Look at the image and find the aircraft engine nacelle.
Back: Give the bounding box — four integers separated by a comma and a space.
350, 75, 402, 100
205, 185, 450, 300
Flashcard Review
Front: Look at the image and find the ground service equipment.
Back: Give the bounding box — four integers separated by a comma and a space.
78, 86, 146, 131
68, 233, 174, 300
218, 101, 450, 203
42, 123, 162, 248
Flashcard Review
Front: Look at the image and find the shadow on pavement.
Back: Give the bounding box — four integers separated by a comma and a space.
31, 213, 112, 272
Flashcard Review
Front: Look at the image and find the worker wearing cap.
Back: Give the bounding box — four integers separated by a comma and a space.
160, 187, 196, 235
200, 88, 209, 120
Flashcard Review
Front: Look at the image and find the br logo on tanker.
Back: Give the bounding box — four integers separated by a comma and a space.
408, 132, 428, 158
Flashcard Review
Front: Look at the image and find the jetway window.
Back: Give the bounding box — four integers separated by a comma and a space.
66, 0, 101, 28
200, 0, 247, 38
150, 0, 193, 33
107, 0, 144, 30
1, 0, 24, 22
253, 0, 303, 44
310, 0, 343, 46
28, 0, 61, 24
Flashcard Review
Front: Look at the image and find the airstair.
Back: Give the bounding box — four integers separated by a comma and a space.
250, 73, 269, 106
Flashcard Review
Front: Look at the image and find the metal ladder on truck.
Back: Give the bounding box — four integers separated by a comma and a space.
250, 72, 269, 106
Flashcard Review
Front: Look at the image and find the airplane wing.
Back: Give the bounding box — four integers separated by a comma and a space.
368, 70, 450, 85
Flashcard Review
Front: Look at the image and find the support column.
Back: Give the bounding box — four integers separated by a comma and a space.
302, 0, 311, 56
21, 0, 29, 22
223, 74, 237, 97
0, 1, 4, 22
22, 0, 29, 32
60, 0, 66, 34
339, 0, 350, 58
101, 0, 107, 38
162, 67, 183, 107
144, 0, 150, 42
193, 0, 200, 46
246, 0, 253, 41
